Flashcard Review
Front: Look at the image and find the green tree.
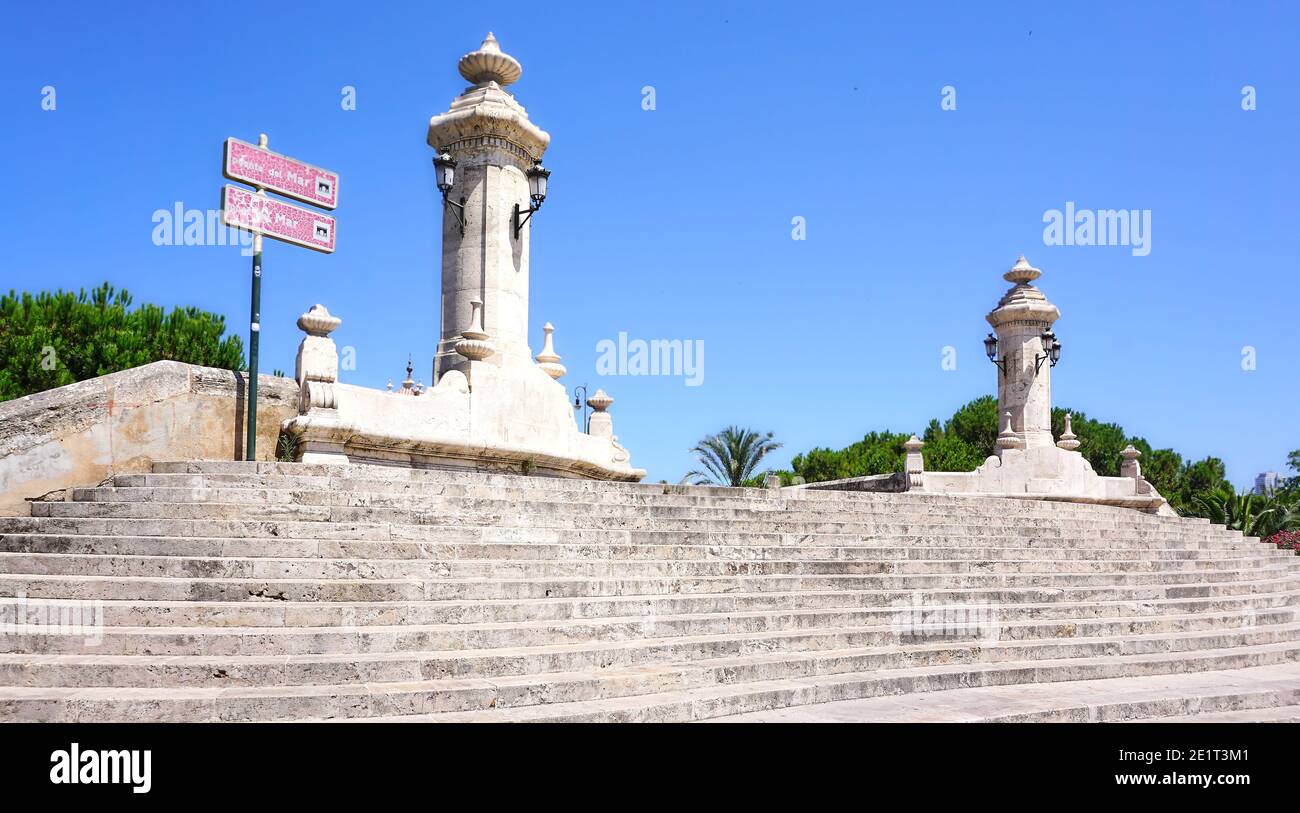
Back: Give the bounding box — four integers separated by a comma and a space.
790, 431, 909, 482
0, 284, 244, 402
683, 426, 783, 487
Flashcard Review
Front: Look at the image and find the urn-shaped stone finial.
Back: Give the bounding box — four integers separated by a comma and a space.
1004, 255, 1042, 284
996, 411, 1025, 451
586, 389, 615, 438
456, 299, 496, 361
587, 389, 614, 412
458, 32, 523, 87
1056, 412, 1081, 451
297, 304, 341, 337
534, 322, 566, 380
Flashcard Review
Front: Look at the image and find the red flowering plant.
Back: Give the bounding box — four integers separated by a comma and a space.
1262, 530, 1300, 554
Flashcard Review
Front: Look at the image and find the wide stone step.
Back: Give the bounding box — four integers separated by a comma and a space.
0, 533, 1281, 563
5, 566, 1298, 603
354, 641, 1300, 723
0, 551, 1293, 581
23, 588, 1295, 630
30, 500, 1218, 540
8, 639, 1295, 722
6, 620, 1300, 690
79, 483, 1217, 529
0, 516, 1253, 551
704, 661, 1300, 722
5, 606, 1291, 657
5, 571, 1300, 606
1149, 704, 1300, 722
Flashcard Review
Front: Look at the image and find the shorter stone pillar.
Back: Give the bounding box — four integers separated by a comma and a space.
765, 474, 782, 490
586, 389, 615, 438
294, 305, 341, 386
1120, 444, 1142, 480
904, 435, 925, 489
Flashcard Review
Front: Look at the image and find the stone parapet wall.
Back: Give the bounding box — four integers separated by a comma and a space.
0, 360, 297, 515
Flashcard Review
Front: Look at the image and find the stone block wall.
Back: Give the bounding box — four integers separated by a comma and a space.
0, 360, 298, 515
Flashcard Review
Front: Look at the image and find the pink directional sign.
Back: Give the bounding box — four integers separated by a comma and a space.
222, 185, 336, 253
223, 138, 339, 210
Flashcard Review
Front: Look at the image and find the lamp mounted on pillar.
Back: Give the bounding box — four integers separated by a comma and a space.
433, 150, 466, 235
512, 161, 550, 238
1034, 330, 1062, 373
984, 333, 1009, 377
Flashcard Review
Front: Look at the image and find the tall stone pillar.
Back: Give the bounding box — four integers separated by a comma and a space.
987, 256, 1060, 451
427, 33, 550, 382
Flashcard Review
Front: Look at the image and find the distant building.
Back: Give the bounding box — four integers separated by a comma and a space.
1254, 471, 1281, 496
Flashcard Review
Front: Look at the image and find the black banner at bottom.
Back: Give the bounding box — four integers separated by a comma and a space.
0, 722, 1285, 801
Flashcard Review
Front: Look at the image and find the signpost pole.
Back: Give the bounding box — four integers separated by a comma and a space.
244, 132, 270, 463
246, 232, 263, 461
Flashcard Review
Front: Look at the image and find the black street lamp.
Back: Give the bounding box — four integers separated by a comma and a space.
433, 150, 466, 235
984, 333, 1008, 377
1035, 330, 1062, 373
513, 162, 550, 238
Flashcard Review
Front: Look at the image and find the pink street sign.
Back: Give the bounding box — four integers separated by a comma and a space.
223, 138, 339, 210
222, 185, 336, 253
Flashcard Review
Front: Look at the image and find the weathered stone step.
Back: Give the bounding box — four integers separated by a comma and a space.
1, 533, 1282, 562
5, 606, 1291, 657
5, 571, 1300, 604
32, 589, 1297, 629
351, 641, 1300, 723
79, 483, 1221, 528
9, 638, 1293, 722
0, 516, 1252, 550
0, 551, 1293, 581
705, 661, 1300, 722
30, 499, 1219, 540
141, 462, 1177, 517
1149, 704, 1300, 722
6, 620, 1300, 690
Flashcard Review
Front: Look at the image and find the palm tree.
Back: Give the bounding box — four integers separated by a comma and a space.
1190, 485, 1300, 538
683, 426, 782, 487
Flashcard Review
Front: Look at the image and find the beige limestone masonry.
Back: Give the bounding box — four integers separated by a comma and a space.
0, 361, 297, 515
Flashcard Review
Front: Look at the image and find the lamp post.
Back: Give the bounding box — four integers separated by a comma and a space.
512, 162, 550, 238
433, 150, 466, 235
986, 330, 1063, 377
572, 383, 590, 432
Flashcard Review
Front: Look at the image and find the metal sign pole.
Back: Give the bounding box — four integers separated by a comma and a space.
246, 231, 263, 461
244, 133, 269, 462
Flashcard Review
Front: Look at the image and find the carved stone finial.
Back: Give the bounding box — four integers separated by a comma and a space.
1056, 412, 1081, 451
535, 321, 566, 380
996, 411, 1025, 451
297, 304, 341, 337
458, 32, 523, 87
455, 299, 496, 361
1004, 254, 1042, 284
587, 389, 613, 412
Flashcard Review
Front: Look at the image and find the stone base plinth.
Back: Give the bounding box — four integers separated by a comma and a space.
915, 445, 1175, 515
281, 357, 643, 482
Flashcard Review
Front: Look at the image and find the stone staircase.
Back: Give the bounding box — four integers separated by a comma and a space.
1, 460, 1298, 722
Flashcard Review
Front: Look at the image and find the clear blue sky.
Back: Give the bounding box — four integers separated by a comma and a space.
2, 1, 1297, 486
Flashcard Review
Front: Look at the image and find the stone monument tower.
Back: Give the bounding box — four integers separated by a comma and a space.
892, 255, 1174, 514
278, 34, 643, 481
987, 255, 1060, 451
428, 33, 549, 383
